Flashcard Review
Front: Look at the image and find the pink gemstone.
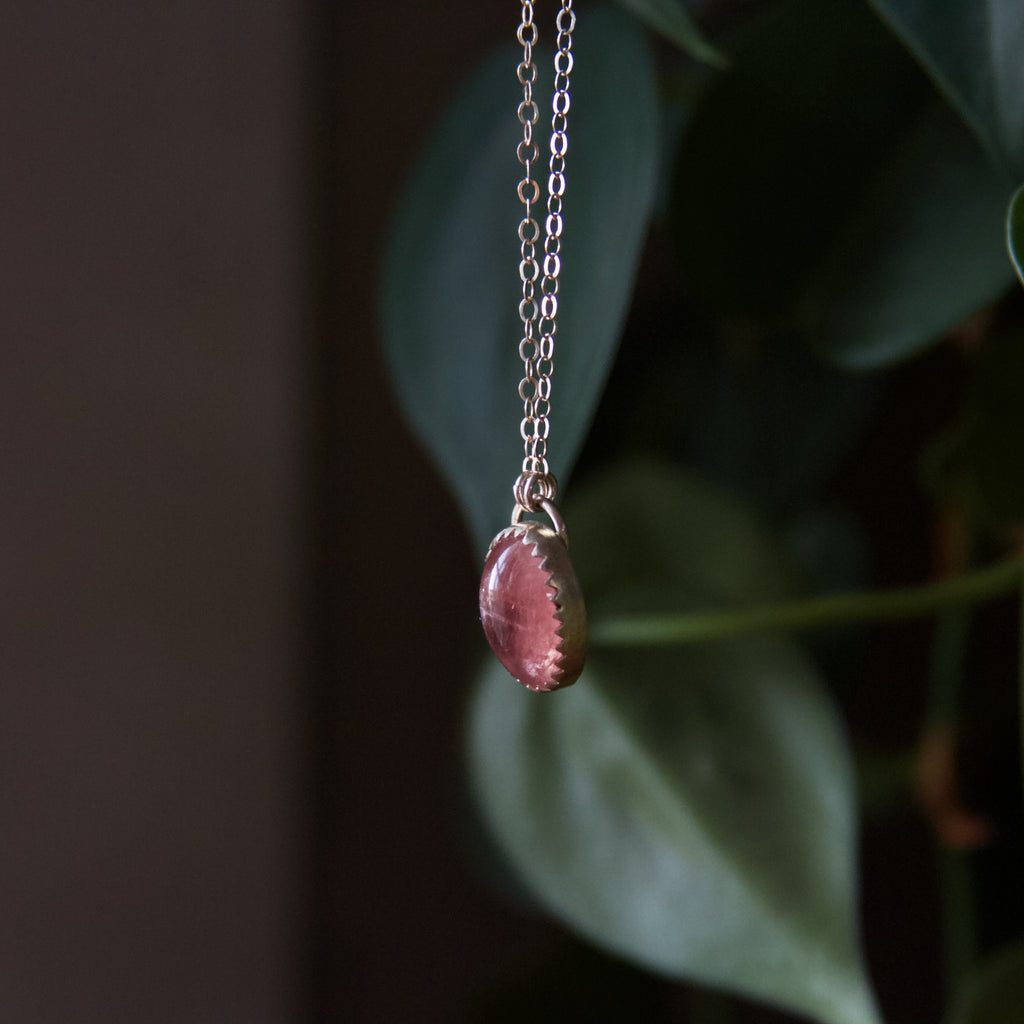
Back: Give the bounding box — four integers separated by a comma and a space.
479, 524, 586, 692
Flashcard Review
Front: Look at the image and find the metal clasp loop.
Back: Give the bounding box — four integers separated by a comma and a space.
511, 497, 568, 548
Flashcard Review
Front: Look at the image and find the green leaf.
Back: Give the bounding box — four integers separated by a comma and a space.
469, 649, 878, 1024
566, 461, 802, 614
868, 0, 1024, 178
670, 0, 1016, 367
379, 6, 659, 554
802, 103, 1015, 369
613, 0, 727, 68
468, 463, 880, 1024
947, 940, 1024, 1024
1008, 183, 1024, 287
670, 0, 934, 318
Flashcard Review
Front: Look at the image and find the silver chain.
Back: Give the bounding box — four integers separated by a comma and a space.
513, 0, 575, 515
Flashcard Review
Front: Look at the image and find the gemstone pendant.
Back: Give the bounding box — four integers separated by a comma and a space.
479, 520, 587, 692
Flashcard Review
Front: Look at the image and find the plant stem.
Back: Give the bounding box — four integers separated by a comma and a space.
590, 556, 1024, 647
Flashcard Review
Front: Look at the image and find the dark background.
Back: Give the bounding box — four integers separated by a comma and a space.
5, 1, 1003, 1021
3, 1, 531, 1020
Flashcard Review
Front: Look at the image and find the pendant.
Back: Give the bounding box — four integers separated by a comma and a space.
479, 510, 586, 693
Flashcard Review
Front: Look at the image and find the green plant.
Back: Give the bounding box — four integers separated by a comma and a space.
380, 1, 1024, 1020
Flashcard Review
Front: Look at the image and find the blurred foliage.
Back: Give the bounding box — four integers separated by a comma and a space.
469, 464, 879, 1024
1009, 185, 1024, 287
671, 0, 935, 320
867, 0, 1024, 179
379, 6, 658, 553
612, 0, 727, 67
381, 0, 1024, 1021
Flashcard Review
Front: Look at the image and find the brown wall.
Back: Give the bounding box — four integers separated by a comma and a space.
3, 3, 303, 1020
1, 1, 542, 1021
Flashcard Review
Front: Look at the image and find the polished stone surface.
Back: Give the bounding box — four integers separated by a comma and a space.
479, 524, 586, 692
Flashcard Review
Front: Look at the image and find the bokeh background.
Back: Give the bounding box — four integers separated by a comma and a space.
6, 1, 1020, 1022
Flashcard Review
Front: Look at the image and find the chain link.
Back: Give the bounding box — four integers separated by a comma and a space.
514, 0, 574, 514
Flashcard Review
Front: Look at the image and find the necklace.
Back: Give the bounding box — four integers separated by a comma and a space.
478, 0, 587, 693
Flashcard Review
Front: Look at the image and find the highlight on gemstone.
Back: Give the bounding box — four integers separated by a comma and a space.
478, 523, 586, 692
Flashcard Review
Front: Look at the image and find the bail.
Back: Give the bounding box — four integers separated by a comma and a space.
511, 496, 569, 548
